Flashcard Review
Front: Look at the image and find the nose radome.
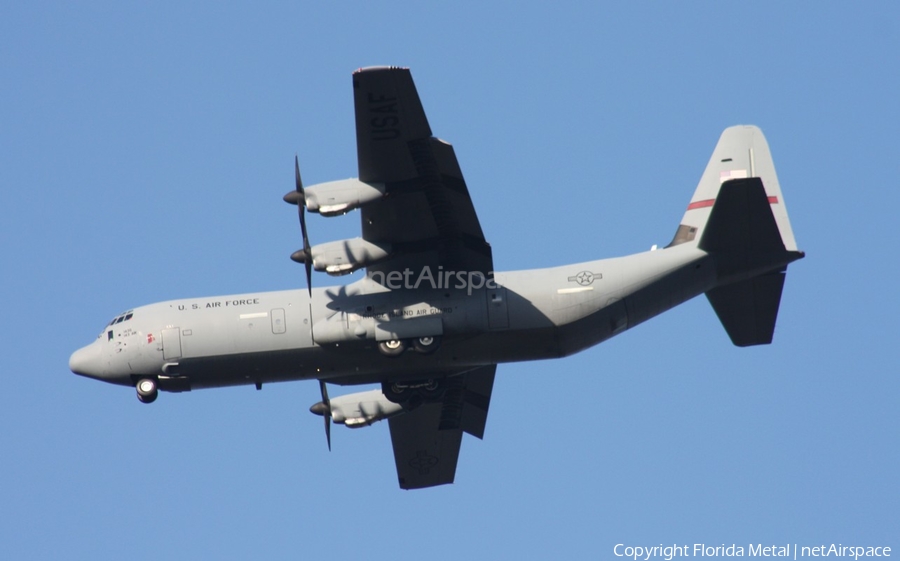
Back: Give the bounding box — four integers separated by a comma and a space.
69, 343, 104, 379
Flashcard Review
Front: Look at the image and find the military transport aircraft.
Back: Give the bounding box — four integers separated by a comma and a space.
70, 66, 804, 489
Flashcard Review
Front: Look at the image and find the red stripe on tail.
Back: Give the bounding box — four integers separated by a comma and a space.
688, 196, 779, 211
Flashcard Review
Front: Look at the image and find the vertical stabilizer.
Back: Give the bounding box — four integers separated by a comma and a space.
670, 126, 804, 347
669, 125, 798, 252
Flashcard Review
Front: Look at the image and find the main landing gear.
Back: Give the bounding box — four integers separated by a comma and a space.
377, 335, 441, 357
135, 378, 158, 404
381, 377, 447, 405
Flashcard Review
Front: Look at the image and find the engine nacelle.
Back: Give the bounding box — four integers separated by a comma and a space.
320, 389, 404, 428
304, 178, 385, 217
304, 238, 391, 276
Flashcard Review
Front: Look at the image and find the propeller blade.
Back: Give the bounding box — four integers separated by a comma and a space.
304, 260, 312, 298
294, 154, 304, 195
320, 380, 331, 451
294, 156, 313, 297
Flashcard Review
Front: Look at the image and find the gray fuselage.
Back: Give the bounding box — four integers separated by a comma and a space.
70, 244, 715, 393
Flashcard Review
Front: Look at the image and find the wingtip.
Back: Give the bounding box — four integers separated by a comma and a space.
353, 65, 409, 75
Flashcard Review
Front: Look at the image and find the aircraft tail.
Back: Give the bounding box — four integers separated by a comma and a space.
669, 125, 804, 346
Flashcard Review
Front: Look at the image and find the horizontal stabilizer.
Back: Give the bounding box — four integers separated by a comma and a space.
706, 271, 786, 347
698, 177, 804, 282
696, 177, 803, 347
699, 177, 785, 269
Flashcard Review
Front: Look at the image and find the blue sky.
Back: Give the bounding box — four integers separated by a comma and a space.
2, 2, 897, 559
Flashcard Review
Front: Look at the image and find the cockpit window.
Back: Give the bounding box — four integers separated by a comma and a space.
107, 310, 135, 326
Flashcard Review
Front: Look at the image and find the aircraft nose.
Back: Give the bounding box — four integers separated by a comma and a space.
69, 342, 105, 379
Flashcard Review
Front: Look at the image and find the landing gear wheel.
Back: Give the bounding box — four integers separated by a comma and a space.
413, 335, 441, 354
382, 381, 409, 404
378, 339, 408, 357
136, 378, 158, 404
418, 378, 446, 400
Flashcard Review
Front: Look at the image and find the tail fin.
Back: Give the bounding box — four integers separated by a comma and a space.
671, 125, 804, 346
669, 125, 798, 252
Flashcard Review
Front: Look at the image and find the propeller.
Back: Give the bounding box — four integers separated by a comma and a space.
286, 156, 313, 296
308, 380, 332, 451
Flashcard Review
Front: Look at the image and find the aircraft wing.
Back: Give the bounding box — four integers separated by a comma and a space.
388, 365, 496, 489
352, 67, 493, 279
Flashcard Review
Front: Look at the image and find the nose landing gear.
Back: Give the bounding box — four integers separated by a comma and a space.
136, 378, 158, 404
